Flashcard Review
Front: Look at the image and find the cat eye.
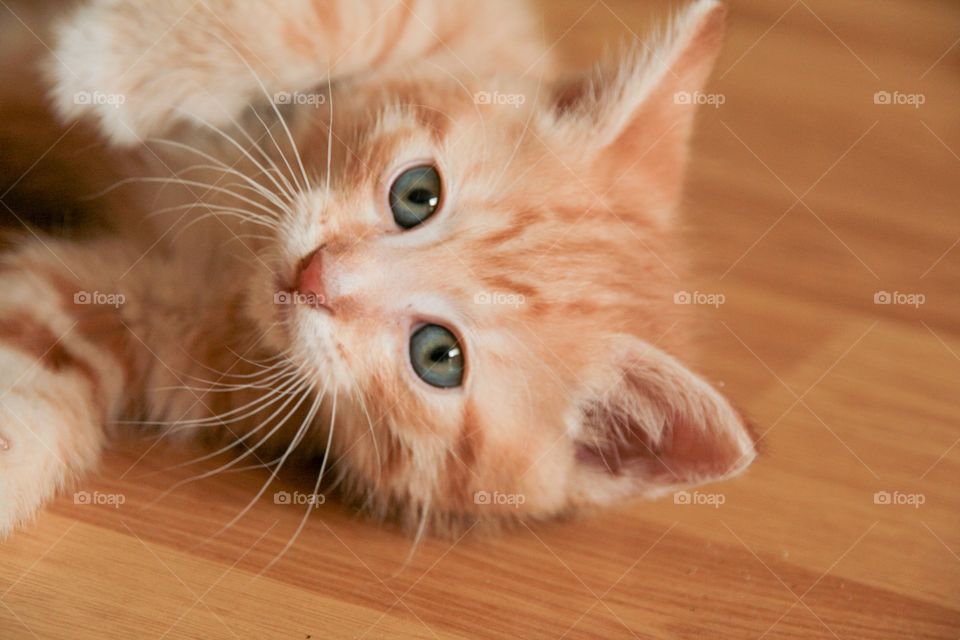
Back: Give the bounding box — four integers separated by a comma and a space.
409, 324, 464, 388
389, 165, 442, 229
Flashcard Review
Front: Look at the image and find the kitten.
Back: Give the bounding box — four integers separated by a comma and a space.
0, 0, 756, 538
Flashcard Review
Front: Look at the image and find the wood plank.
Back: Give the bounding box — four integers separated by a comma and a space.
1, 0, 958, 637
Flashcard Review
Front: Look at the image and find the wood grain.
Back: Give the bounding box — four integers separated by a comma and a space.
1, 0, 959, 638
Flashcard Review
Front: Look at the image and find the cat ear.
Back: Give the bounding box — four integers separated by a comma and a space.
573, 336, 757, 501
550, 0, 726, 208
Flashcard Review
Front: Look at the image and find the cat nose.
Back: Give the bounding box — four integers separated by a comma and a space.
295, 248, 329, 310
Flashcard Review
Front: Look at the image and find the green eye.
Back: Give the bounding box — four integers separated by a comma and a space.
409, 324, 464, 388
389, 165, 442, 229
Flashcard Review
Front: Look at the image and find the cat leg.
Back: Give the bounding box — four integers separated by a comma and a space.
47, 0, 546, 145
0, 247, 133, 538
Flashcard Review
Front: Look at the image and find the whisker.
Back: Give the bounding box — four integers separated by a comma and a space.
147, 377, 314, 504
185, 353, 286, 377
176, 373, 312, 472
353, 389, 382, 489
145, 199, 283, 237
261, 387, 337, 574
241, 102, 305, 200
147, 143, 290, 206
145, 200, 280, 225
90, 176, 282, 221
120, 369, 301, 429
325, 68, 334, 198
222, 348, 298, 377
168, 108, 301, 206
159, 162, 290, 214
197, 22, 311, 193
148, 137, 297, 208
166, 365, 294, 392
167, 376, 310, 453
203, 378, 327, 545
228, 232, 273, 242
400, 497, 431, 571
175, 210, 280, 234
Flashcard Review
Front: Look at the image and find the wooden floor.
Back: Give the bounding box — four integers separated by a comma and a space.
2, 0, 959, 638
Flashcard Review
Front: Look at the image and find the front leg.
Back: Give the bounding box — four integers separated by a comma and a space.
0, 245, 132, 537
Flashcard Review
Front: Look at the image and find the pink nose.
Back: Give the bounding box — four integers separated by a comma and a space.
295, 249, 327, 308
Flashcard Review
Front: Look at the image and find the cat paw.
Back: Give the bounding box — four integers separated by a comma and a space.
0, 392, 101, 539
47, 1, 151, 144
0, 426, 58, 539
47, 0, 257, 145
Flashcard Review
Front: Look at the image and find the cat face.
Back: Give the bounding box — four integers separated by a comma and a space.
248, 1, 757, 528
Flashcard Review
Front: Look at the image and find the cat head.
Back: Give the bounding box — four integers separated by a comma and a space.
247, 0, 757, 529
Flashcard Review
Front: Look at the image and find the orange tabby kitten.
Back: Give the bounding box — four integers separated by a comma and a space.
0, 0, 756, 537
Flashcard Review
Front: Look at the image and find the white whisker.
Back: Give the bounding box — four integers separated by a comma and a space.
148, 136, 296, 207
197, 22, 311, 193
168, 376, 311, 465
92, 176, 282, 221
353, 390, 382, 488
205, 378, 327, 544
121, 369, 301, 429
261, 387, 337, 574
148, 376, 314, 504
401, 497, 431, 570
146, 142, 293, 212
325, 68, 335, 197
168, 108, 301, 205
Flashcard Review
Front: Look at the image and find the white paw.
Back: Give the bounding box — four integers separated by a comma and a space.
0, 390, 102, 539
48, 1, 238, 145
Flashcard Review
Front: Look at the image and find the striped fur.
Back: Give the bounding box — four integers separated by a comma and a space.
0, 0, 756, 538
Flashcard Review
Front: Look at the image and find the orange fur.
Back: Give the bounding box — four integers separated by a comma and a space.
0, 0, 756, 537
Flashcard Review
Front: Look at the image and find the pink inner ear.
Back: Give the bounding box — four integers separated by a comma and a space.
578, 399, 745, 484
575, 340, 757, 489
